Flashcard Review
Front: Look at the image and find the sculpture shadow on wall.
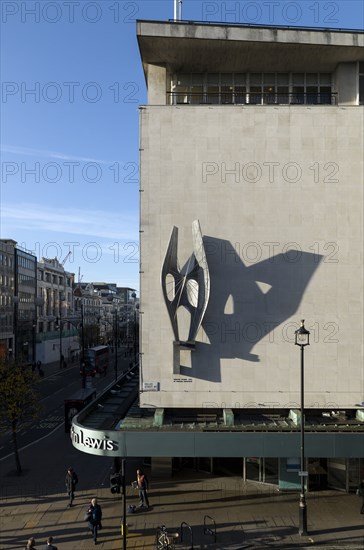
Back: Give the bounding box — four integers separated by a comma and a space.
180, 237, 323, 381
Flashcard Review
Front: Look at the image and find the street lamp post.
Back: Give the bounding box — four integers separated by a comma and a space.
122, 457, 127, 550
294, 319, 310, 537
13, 295, 18, 361
13, 295, 43, 365
133, 303, 139, 366
113, 309, 118, 381
32, 320, 36, 366
106, 295, 119, 381
59, 314, 63, 369
94, 313, 101, 346
102, 309, 118, 381
80, 303, 86, 389
58, 293, 65, 369
32, 296, 44, 368
65, 308, 85, 387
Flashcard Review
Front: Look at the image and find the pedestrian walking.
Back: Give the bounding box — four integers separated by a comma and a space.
43, 536, 58, 550
25, 537, 36, 549
65, 466, 78, 507
36, 360, 44, 377
357, 479, 364, 514
87, 497, 102, 545
136, 468, 149, 508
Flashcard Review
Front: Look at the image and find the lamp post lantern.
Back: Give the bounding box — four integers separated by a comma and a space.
294, 319, 310, 536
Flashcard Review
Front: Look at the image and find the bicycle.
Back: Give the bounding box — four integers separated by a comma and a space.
155, 524, 179, 549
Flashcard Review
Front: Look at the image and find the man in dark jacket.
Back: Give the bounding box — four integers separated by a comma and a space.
87, 497, 102, 545
43, 536, 58, 550
65, 466, 78, 507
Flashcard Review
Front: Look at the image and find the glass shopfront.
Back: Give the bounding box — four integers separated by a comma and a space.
327, 458, 363, 492
244, 457, 279, 485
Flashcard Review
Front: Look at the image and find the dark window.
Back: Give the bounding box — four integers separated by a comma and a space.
360, 75, 364, 105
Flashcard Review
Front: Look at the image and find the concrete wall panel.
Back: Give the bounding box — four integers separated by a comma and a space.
140, 105, 364, 410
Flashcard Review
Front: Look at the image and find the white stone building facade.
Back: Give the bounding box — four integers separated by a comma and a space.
137, 22, 364, 412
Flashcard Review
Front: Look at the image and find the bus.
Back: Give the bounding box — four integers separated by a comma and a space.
82, 345, 109, 377
64, 388, 96, 432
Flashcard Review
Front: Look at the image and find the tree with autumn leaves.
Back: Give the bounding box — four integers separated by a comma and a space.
0, 359, 41, 474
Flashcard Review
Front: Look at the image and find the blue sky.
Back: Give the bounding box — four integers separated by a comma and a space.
1, 0, 363, 291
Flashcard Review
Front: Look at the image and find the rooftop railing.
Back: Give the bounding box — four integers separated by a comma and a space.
167, 91, 338, 106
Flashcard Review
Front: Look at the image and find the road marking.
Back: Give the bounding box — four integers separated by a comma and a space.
0, 422, 64, 462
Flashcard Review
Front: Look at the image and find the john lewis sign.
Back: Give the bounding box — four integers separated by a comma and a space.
70, 425, 119, 456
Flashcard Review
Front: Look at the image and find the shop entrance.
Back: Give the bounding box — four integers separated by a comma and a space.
244, 457, 279, 485
327, 458, 363, 492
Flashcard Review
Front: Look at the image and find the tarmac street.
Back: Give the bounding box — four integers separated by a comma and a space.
0, 359, 363, 549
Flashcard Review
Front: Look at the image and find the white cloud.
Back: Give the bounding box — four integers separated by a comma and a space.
1, 144, 120, 165
1, 203, 138, 241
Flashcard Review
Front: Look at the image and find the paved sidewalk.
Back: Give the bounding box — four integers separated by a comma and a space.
1, 355, 363, 549
1, 465, 363, 550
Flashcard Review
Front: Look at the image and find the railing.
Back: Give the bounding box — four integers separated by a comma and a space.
180, 521, 194, 549
203, 515, 216, 543
37, 328, 78, 342
167, 91, 337, 106
165, 19, 364, 34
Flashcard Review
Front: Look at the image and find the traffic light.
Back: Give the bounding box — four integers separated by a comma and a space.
110, 473, 121, 494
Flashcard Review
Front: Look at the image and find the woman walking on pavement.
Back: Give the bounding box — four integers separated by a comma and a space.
87, 497, 102, 545
65, 466, 78, 507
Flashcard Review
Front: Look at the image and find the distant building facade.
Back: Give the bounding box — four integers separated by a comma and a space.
37, 257, 76, 364
0, 240, 37, 363
0, 240, 15, 360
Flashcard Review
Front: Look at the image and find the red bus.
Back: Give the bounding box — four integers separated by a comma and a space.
84, 345, 109, 377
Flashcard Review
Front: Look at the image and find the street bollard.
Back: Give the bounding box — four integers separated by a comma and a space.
121, 521, 128, 537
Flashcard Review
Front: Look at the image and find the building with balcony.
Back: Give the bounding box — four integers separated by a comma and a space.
72, 22, 364, 494
136, 21, 364, 489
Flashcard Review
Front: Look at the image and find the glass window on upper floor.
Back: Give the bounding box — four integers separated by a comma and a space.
359, 62, 364, 105
191, 73, 204, 104
171, 72, 334, 106
221, 73, 233, 104
234, 73, 246, 103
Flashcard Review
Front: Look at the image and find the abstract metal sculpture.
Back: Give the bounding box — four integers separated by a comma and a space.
161, 220, 210, 371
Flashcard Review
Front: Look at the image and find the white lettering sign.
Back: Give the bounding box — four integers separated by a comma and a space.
70, 426, 118, 452
143, 381, 160, 391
